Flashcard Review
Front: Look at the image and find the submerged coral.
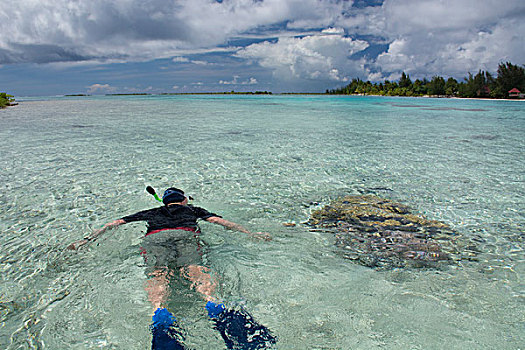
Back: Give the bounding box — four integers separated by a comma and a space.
308, 195, 478, 269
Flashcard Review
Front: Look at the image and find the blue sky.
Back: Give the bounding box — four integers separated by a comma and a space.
1, 0, 524, 96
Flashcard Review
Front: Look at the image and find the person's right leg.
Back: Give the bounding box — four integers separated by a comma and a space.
180, 264, 218, 302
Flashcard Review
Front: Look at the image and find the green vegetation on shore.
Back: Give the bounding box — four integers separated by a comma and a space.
0, 92, 16, 108
327, 62, 525, 99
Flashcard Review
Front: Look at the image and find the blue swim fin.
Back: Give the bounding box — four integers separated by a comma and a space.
151, 308, 186, 350
206, 301, 277, 349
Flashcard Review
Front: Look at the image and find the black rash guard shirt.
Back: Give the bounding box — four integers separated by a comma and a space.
120, 204, 221, 233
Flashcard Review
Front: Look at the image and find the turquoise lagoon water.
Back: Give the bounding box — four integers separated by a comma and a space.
0, 95, 523, 349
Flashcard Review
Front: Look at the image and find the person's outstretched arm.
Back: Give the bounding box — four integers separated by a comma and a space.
205, 216, 271, 241
67, 219, 126, 250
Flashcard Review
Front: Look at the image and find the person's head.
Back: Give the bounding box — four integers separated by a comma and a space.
162, 187, 190, 205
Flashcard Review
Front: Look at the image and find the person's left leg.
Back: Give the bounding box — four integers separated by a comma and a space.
145, 267, 174, 310
141, 237, 187, 349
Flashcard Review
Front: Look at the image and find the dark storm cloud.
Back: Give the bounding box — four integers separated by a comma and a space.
6, 44, 92, 63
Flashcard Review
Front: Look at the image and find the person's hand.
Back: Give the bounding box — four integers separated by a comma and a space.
249, 232, 272, 241
66, 239, 90, 250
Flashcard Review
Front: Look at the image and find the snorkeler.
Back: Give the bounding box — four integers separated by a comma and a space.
68, 187, 276, 349
68, 187, 271, 251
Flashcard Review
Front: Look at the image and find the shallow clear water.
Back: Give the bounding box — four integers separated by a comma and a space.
0, 95, 523, 349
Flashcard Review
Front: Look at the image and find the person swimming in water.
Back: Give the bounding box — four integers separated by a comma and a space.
67, 187, 276, 349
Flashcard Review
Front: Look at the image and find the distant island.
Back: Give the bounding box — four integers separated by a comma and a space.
0, 92, 16, 108
57, 62, 524, 99
106, 91, 273, 96
327, 62, 525, 99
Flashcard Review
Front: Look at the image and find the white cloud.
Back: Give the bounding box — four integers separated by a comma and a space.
219, 75, 258, 85
236, 31, 368, 82
344, 0, 525, 79
191, 60, 210, 65
220, 76, 239, 85
173, 56, 212, 65
87, 83, 114, 94
167, 46, 240, 55
173, 57, 190, 63
0, 0, 352, 64
1, 0, 524, 91
285, 1, 353, 30
367, 71, 384, 82
322, 28, 345, 35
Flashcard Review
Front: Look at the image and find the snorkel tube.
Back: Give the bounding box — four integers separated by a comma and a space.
146, 186, 194, 203
146, 186, 163, 203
